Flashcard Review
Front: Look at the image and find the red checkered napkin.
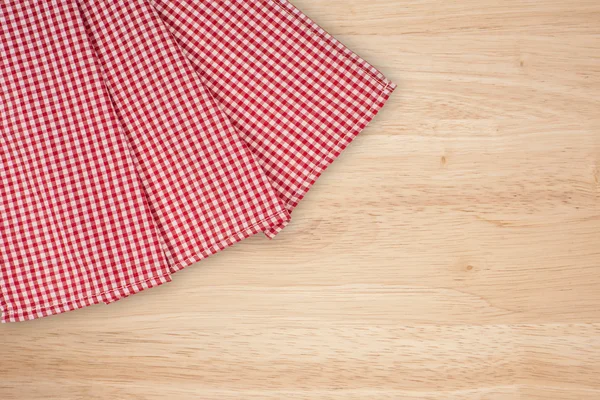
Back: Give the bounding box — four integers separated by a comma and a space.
0, 0, 395, 322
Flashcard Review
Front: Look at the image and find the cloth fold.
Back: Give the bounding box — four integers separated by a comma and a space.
0, 0, 395, 322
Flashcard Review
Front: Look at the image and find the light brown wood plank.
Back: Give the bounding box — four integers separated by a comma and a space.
1, 1, 599, 399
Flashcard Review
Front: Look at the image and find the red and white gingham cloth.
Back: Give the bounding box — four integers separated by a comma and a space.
0, 0, 173, 322
0, 0, 395, 322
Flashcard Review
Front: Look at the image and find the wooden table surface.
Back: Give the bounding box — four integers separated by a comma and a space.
1, 1, 599, 399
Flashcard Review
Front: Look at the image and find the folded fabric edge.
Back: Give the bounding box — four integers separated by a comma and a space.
0, 208, 291, 323
257, 0, 397, 238
1, 272, 172, 323
263, 80, 397, 239
168, 209, 291, 273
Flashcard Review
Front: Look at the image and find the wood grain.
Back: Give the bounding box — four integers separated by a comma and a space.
1, 0, 599, 398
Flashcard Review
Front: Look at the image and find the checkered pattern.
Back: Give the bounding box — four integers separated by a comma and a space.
0, 0, 394, 322
77, 0, 290, 272
0, 0, 172, 323
151, 0, 397, 237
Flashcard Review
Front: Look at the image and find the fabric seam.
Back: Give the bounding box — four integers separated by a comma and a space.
269, 80, 395, 224
170, 209, 290, 271
272, 0, 392, 90
2, 209, 289, 320
298, 81, 395, 203
2, 270, 172, 320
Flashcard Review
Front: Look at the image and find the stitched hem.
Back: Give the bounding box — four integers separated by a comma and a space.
262, 0, 397, 239
169, 209, 291, 272
0, 206, 290, 322
273, 0, 393, 89
1, 271, 172, 323
263, 81, 395, 238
